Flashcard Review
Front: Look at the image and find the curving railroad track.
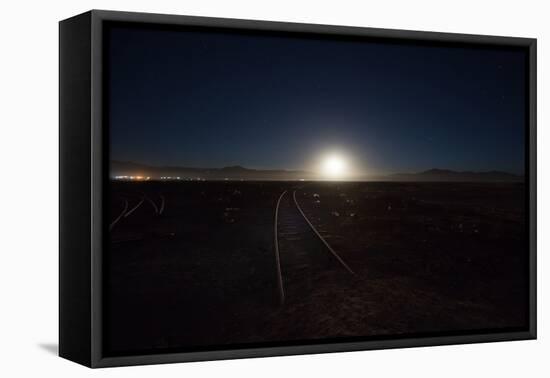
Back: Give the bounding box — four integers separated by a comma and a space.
274, 189, 355, 305
109, 192, 164, 232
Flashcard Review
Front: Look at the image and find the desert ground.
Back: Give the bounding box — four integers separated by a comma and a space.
105, 180, 528, 355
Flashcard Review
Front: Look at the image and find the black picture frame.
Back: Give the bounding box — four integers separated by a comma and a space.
59, 9, 537, 368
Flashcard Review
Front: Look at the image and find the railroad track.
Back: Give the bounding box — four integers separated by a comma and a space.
109, 192, 165, 232
109, 198, 129, 231
274, 189, 354, 305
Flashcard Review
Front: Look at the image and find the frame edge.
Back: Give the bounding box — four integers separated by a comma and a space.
59, 10, 94, 368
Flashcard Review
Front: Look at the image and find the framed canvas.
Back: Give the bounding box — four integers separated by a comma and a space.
59, 10, 537, 368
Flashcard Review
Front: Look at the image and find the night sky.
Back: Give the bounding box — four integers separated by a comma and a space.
108, 24, 527, 175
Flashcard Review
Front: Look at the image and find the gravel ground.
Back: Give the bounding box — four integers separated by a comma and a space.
105, 181, 528, 356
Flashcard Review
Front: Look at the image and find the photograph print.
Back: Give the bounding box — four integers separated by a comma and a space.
104, 22, 530, 356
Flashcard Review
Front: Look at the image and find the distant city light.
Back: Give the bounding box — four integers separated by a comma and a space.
160, 176, 184, 181
113, 175, 151, 181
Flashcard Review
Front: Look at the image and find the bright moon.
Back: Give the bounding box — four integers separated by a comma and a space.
321, 154, 348, 179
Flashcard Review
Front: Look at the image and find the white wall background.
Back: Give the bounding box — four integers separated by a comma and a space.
0, 0, 546, 376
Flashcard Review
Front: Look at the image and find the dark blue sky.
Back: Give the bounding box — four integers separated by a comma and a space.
108, 25, 526, 175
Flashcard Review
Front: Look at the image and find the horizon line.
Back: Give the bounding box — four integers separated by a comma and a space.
110, 160, 524, 177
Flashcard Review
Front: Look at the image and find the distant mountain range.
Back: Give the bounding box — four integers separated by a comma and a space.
387, 168, 523, 182
111, 160, 314, 180
111, 161, 523, 182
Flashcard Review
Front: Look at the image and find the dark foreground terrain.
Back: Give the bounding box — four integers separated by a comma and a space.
106, 181, 528, 355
